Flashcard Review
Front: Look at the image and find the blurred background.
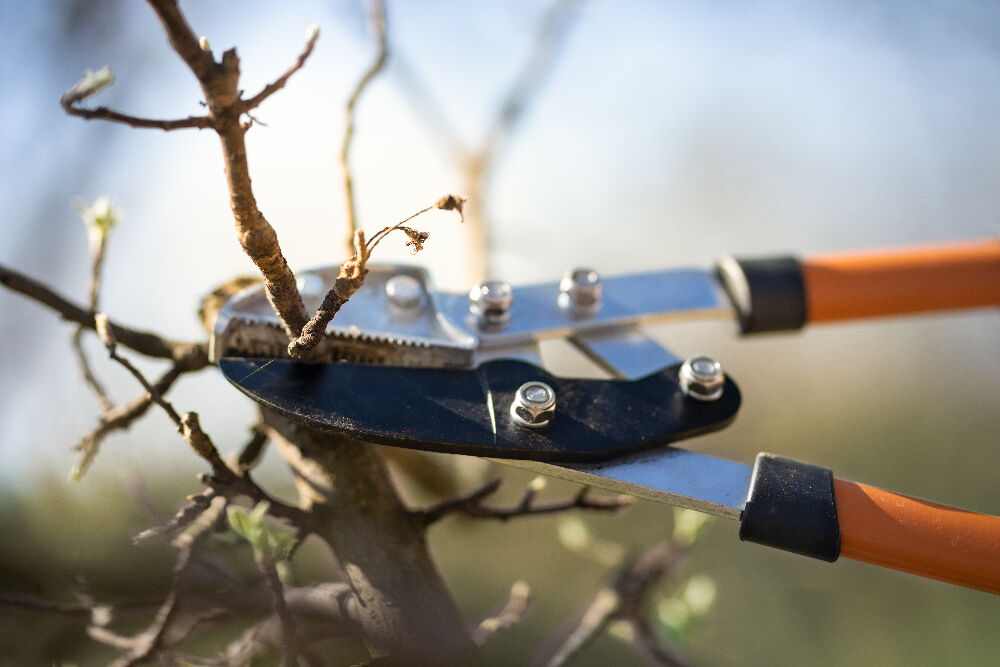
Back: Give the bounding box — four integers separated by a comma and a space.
0, 0, 998, 664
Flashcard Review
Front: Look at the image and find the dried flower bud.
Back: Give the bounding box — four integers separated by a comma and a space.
434, 194, 467, 222
402, 227, 429, 253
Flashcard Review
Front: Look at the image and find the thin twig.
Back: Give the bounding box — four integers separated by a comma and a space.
340, 0, 388, 255
0, 262, 209, 368
473, 580, 533, 646
72, 362, 186, 481
72, 231, 116, 409
256, 554, 299, 667
60, 103, 212, 130
242, 25, 321, 112
419, 477, 503, 524
538, 588, 619, 667
236, 421, 270, 471
418, 478, 631, 526
629, 616, 688, 667
73, 328, 114, 410
95, 315, 183, 426
92, 497, 229, 667
532, 540, 688, 667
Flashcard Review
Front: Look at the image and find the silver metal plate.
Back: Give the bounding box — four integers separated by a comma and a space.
500, 447, 752, 520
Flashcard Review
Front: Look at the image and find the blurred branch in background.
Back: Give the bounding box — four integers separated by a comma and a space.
393, 0, 586, 281
340, 0, 389, 256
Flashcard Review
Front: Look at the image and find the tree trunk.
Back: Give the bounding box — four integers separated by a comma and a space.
262, 410, 475, 665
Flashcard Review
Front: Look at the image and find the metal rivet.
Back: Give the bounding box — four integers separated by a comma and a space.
679, 355, 725, 401
510, 381, 556, 428
385, 274, 424, 311
468, 279, 513, 327
558, 268, 602, 313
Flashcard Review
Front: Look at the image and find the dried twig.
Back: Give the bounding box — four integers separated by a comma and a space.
473, 580, 533, 647
287, 194, 465, 357
340, 0, 388, 254
418, 477, 631, 526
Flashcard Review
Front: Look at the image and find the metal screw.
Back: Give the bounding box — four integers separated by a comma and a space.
679, 355, 725, 401
468, 279, 513, 327
385, 274, 424, 311
558, 268, 603, 313
510, 381, 556, 428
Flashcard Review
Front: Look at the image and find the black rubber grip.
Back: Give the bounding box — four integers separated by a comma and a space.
739, 454, 841, 562
715, 256, 807, 333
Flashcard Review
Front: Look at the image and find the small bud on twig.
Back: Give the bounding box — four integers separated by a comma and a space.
94, 312, 114, 348
61, 66, 115, 106
74, 195, 120, 256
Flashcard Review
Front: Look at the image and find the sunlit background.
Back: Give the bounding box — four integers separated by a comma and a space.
1, 1, 998, 664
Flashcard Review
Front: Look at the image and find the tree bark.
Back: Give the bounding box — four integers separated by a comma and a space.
262, 410, 476, 665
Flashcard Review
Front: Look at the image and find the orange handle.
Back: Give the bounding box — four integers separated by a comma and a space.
802, 239, 1000, 323
834, 479, 1000, 594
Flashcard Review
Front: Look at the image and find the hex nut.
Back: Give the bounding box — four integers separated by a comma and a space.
468, 279, 513, 327
679, 355, 725, 401
510, 381, 556, 428
558, 268, 602, 313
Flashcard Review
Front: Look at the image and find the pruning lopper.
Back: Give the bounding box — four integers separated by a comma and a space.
212, 239, 1000, 594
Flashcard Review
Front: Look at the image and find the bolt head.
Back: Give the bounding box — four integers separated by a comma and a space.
510, 381, 556, 428
385, 274, 424, 310
558, 268, 603, 313
679, 355, 725, 401
469, 279, 513, 326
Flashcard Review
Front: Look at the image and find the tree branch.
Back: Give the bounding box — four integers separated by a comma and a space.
255, 553, 299, 667
418, 477, 631, 526
472, 580, 532, 647
532, 540, 688, 667
71, 229, 115, 410
0, 262, 209, 369
60, 103, 213, 130
262, 412, 476, 663
72, 362, 186, 480
142, 0, 309, 337
241, 24, 320, 112
340, 0, 388, 254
